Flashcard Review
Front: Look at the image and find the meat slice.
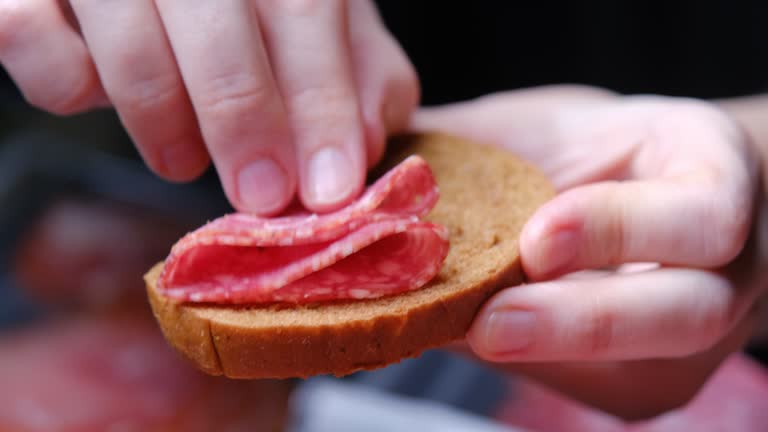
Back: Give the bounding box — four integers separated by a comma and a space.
158, 156, 449, 304
0, 316, 292, 432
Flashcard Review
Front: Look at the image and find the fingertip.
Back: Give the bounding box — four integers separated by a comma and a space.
152, 143, 211, 183
301, 146, 364, 213
519, 211, 549, 257
27, 63, 104, 116
86, 89, 112, 110
465, 316, 494, 361
466, 298, 538, 362
520, 199, 582, 280
234, 157, 295, 216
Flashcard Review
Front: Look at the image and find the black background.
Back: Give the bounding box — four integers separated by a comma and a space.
375, 0, 768, 103
2, 1, 768, 105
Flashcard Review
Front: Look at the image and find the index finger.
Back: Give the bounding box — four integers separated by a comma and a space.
154, 0, 297, 215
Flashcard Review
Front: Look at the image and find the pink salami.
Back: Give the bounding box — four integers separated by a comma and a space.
158, 156, 449, 304
0, 316, 292, 431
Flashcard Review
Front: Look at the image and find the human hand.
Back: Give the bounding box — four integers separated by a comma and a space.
413, 86, 768, 418
0, 0, 418, 214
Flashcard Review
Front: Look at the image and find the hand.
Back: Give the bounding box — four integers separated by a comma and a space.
413, 86, 768, 419
0, 0, 418, 214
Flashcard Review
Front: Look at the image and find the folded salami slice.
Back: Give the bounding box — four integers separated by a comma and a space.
158, 156, 449, 304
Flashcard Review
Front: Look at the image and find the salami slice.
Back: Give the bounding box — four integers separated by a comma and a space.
0, 316, 291, 432
158, 156, 449, 304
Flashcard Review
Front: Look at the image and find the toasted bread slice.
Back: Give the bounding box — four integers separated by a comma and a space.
145, 132, 554, 379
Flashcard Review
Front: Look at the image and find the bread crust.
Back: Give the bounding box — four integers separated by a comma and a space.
145, 132, 554, 379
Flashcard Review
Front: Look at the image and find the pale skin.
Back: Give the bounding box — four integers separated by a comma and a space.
0, 0, 419, 214
414, 87, 768, 419
3, 0, 767, 421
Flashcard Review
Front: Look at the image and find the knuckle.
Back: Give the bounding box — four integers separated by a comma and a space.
196, 72, 276, 117
261, 0, 334, 16
290, 85, 357, 125
659, 98, 727, 127
654, 99, 754, 266
602, 184, 628, 265
579, 292, 617, 356
563, 183, 626, 266
651, 99, 738, 152
115, 72, 183, 112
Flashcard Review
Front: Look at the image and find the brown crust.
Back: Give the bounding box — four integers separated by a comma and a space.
145, 132, 554, 379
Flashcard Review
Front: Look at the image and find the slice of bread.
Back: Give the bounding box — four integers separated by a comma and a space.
145, 132, 554, 379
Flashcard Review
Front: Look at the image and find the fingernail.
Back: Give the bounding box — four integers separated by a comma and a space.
484, 310, 536, 354
307, 147, 354, 207
237, 158, 289, 214
538, 229, 578, 275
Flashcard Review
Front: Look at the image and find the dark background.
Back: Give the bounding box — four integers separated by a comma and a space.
3, 1, 768, 109
377, 0, 768, 103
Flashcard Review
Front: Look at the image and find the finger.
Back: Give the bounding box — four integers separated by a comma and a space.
155, 0, 295, 215
413, 95, 757, 278
520, 179, 753, 280
466, 268, 758, 363
347, 0, 419, 167
256, 0, 365, 212
450, 303, 758, 419
0, 0, 107, 114
70, 0, 209, 182
501, 306, 759, 420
